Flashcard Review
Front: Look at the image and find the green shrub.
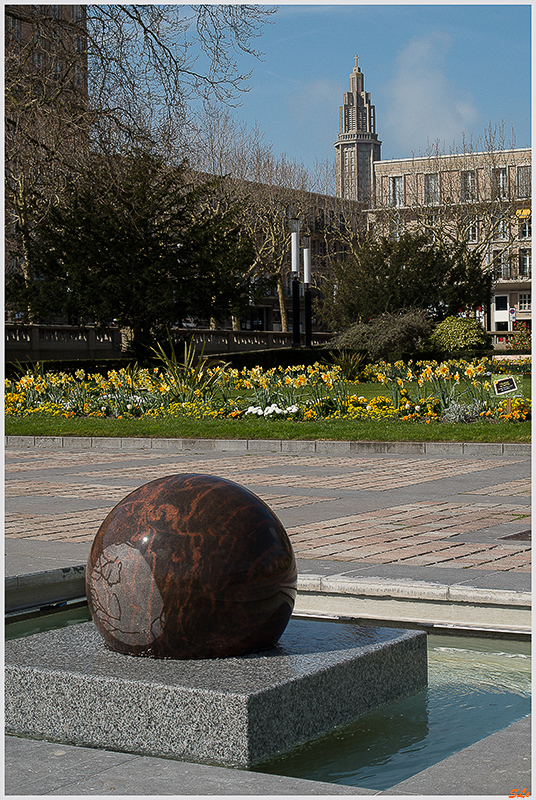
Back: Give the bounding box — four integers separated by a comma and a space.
429, 316, 492, 353
330, 309, 432, 362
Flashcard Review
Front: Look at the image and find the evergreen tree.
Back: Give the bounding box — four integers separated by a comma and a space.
317, 232, 492, 330
6, 150, 254, 359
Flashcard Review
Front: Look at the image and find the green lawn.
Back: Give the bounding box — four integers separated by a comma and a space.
5, 413, 531, 444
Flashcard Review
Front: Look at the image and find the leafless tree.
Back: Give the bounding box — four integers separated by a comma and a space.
190, 108, 318, 330
5, 4, 275, 277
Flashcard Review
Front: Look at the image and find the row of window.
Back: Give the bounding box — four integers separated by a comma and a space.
493, 249, 532, 280
388, 165, 531, 207
423, 216, 531, 244
496, 294, 531, 312
386, 216, 531, 245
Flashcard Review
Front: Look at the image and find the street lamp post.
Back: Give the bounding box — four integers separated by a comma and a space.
303, 235, 312, 348
290, 218, 301, 348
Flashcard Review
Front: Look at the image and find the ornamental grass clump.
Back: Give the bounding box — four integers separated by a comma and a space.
151, 338, 229, 405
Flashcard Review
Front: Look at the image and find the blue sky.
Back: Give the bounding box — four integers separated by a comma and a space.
231, 3, 531, 171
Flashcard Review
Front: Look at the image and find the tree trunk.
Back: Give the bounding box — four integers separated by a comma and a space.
231, 314, 240, 331
277, 277, 289, 332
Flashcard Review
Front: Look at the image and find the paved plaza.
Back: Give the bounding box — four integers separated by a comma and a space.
4, 438, 531, 580
4, 436, 532, 796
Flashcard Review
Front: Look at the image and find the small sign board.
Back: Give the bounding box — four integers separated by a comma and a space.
492, 375, 518, 396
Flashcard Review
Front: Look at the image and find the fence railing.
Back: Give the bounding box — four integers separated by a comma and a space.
5, 324, 527, 363
5, 325, 334, 363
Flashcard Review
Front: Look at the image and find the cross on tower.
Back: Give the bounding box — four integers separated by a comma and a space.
354, 55, 359, 68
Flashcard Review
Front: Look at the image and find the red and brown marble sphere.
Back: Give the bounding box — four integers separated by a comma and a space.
85, 474, 297, 660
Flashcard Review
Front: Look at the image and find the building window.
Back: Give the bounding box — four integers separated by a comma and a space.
424, 214, 438, 243
461, 170, 477, 202
390, 216, 405, 241
345, 105, 356, 130
424, 173, 439, 205
519, 217, 531, 239
493, 252, 510, 280
492, 214, 509, 241
519, 249, 532, 278
491, 167, 508, 200
495, 295, 508, 311
516, 165, 531, 198
7, 13, 22, 40
389, 176, 403, 207
519, 293, 531, 311
466, 219, 478, 243
75, 35, 86, 54
32, 50, 45, 71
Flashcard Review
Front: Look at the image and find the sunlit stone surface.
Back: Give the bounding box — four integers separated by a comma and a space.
86, 473, 297, 659
5, 620, 428, 767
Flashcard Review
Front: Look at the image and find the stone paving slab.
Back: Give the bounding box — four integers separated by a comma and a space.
4, 735, 375, 795
5, 440, 531, 582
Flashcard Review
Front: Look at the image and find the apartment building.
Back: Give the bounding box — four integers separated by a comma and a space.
336, 59, 531, 332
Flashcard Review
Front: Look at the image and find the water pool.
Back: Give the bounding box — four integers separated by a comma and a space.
254, 629, 531, 790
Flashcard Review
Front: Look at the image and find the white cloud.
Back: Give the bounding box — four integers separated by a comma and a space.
382, 32, 481, 157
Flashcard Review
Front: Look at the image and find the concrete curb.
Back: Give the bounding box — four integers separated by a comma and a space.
5, 435, 532, 457
295, 575, 532, 635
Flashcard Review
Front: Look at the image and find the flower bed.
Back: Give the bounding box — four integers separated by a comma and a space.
5, 357, 531, 423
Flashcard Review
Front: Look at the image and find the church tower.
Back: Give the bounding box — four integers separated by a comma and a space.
334, 56, 381, 203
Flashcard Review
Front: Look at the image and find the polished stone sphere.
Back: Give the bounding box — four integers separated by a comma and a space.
86, 474, 297, 660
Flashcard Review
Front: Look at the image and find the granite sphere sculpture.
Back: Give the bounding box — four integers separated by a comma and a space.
86, 473, 297, 660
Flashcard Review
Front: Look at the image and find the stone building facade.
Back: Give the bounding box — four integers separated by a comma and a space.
335, 59, 532, 333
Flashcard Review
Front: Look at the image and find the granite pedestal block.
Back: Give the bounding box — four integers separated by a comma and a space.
5, 619, 427, 768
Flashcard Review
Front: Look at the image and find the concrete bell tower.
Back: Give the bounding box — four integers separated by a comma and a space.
335, 56, 381, 203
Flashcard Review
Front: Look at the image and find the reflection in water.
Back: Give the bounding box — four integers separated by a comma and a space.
255, 632, 531, 790
275, 617, 404, 655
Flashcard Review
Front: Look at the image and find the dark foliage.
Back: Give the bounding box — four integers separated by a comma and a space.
6, 150, 255, 361
330, 309, 433, 361
317, 233, 492, 330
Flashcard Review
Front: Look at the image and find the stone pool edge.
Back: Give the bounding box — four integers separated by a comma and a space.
6, 565, 532, 636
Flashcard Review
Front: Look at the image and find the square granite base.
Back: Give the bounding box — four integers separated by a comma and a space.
5, 618, 427, 767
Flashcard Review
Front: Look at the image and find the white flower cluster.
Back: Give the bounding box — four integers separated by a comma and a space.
245, 404, 299, 417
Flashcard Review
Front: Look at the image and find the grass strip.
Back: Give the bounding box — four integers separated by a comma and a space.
5, 415, 531, 444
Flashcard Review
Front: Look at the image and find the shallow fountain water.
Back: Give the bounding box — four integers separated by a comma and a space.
254, 630, 531, 790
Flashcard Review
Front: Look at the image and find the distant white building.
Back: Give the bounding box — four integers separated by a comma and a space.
335, 58, 531, 333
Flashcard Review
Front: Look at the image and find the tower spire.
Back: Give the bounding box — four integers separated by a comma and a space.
334, 57, 381, 202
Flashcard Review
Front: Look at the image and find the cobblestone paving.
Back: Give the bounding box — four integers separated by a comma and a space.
5, 447, 531, 572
